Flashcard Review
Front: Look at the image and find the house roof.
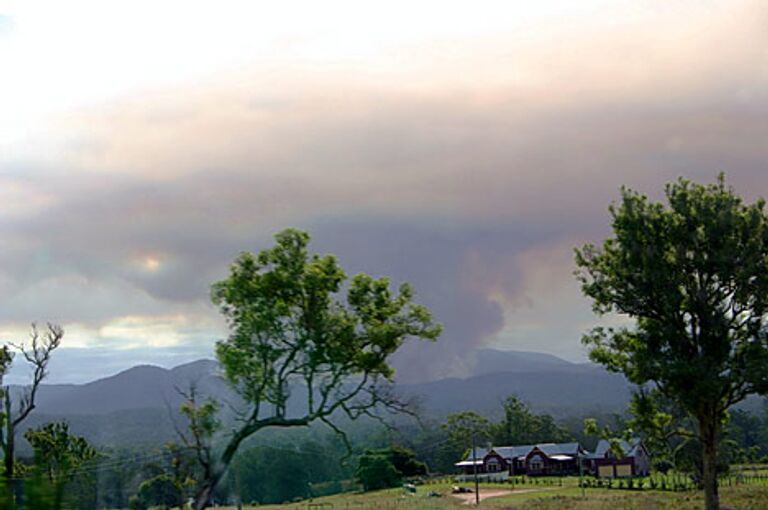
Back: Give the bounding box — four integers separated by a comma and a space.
594, 438, 643, 458
455, 460, 483, 467
462, 442, 583, 463
489, 445, 536, 459
534, 442, 582, 457
460, 447, 490, 462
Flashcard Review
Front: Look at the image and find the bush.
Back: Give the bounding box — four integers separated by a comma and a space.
128, 495, 147, 510
356, 454, 401, 491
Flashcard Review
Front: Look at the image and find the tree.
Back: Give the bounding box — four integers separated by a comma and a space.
0, 323, 63, 497
25, 421, 97, 508
443, 411, 490, 445
137, 475, 180, 510
355, 445, 426, 491
355, 452, 401, 492
575, 175, 768, 510
442, 411, 490, 462
388, 445, 427, 478
442, 411, 489, 503
173, 384, 220, 499
193, 228, 441, 509
492, 395, 572, 446
25, 422, 97, 485
136, 444, 197, 510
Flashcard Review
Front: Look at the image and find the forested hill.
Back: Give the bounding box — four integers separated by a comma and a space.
20, 350, 629, 417
10, 349, 763, 449
16, 359, 227, 416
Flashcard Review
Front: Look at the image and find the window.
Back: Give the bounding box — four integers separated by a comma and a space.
529, 454, 544, 471
487, 458, 500, 472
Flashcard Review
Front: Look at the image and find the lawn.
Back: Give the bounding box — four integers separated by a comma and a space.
214, 477, 768, 510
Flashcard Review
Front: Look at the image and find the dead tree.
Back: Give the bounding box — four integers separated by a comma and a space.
0, 323, 63, 481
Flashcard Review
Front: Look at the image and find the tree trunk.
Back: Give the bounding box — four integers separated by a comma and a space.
192, 421, 256, 510
699, 414, 720, 510
193, 474, 220, 510
4, 395, 13, 481
4, 400, 16, 505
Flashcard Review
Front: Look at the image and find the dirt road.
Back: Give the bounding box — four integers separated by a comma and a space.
451, 488, 538, 504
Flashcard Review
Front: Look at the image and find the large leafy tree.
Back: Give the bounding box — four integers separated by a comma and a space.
575, 175, 768, 510
193, 228, 441, 509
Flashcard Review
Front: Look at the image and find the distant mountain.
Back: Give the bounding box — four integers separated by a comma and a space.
9, 359, 232, 453
8, 349, 763, 450
399, 349, 633, 418
467, 349, 577, 376
13, 359, 227, 416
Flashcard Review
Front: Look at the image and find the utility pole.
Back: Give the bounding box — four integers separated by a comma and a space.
578, 448, 585, 498
510, 452, 515, 489
471, 431, 480, 505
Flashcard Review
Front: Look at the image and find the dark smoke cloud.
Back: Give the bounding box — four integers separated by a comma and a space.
1, 1, 768, 382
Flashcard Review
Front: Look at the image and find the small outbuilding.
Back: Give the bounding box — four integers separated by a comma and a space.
591, 438, 650, 478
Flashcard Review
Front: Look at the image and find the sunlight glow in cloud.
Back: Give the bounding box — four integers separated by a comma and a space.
0, 0, 765, 382
141, 256, 162, 272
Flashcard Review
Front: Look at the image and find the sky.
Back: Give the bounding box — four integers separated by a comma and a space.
1, 0, 767, 384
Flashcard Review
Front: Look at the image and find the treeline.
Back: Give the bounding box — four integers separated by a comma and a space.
6, 394, 767, 507
724, 408, 768, 464
398, 395, 576, 475
6, 426, 365, 508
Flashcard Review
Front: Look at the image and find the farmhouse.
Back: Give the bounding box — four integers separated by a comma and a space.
590, 438, 650, 478
524, 442, 584, 476
455, 442, 587, 480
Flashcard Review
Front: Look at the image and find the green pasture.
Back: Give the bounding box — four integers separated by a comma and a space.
208, 475, 768, 510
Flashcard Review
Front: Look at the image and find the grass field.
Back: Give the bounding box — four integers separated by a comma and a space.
212, 477, 768, 510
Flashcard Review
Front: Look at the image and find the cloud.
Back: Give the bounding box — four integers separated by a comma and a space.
0, 1, 767, 382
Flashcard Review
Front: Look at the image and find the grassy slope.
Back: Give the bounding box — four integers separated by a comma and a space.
217, 479, 768, 510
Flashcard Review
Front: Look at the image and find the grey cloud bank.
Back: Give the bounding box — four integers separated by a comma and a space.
1, 1, 767, 383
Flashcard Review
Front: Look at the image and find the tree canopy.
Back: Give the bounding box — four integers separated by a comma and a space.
575, 175, 768, 510
192, 228, 441, 508
492, 395, 572, 446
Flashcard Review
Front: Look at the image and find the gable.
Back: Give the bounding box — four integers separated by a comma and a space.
595, 438, 643, 459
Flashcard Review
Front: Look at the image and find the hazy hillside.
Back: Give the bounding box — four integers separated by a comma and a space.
7, 348, 764, 450
2, 350, 634, 449
9, 359, 231, 453
12, 359, 227, 416
399, 349, 633, 418
467, 349, 577, 375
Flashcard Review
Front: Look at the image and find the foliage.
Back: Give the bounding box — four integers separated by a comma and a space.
442, 411, 490, 444
0, 323, 63, 487
137, 475, 181, 509
575, 175, 768, 510
175, 384, 221, 496
135, 443, 198, 510
355, 445, 426, 492
388, 445, 428, 477
224, 431, 359, 506
395, 421, 458, 474
195, 228, 440, 508
726, 407, 768, 462
24, 422, 97, 484
492, 395, 572, 446
355, 452, 401, 491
